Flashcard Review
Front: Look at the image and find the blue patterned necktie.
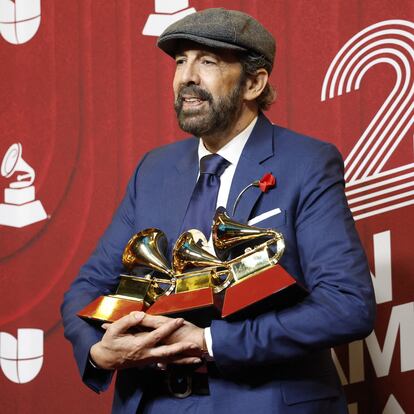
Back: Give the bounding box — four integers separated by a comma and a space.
181, 154, 230, 239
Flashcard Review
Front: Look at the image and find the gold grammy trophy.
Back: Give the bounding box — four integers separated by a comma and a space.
211, 207, 307, 318
78, 228, 176, 323
146, 229, 232, 324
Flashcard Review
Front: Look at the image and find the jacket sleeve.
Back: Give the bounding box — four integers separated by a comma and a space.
60, 155, 147, 392
210, 143, 376, 374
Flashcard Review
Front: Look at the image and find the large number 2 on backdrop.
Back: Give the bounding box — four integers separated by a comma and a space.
321, 20, 414, 221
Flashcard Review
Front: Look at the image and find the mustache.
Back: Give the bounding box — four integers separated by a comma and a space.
176, 85, 213, 104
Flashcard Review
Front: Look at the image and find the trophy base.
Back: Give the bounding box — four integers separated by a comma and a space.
0, 200, 47, 228
77, 295, 147, 323
147, 287, 222, 327
221, 266, 308, 319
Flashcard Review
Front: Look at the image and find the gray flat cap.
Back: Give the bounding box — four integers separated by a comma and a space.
157, 8, 275, 72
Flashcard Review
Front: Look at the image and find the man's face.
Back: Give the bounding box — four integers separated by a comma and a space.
173, 43, 246, 137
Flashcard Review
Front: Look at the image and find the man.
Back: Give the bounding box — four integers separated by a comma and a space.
61, 8, 375, 414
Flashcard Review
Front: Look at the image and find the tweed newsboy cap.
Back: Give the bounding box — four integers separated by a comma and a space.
157, 8, 276, 72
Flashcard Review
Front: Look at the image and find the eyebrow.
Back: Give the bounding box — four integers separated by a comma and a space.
175, 49, 220, 59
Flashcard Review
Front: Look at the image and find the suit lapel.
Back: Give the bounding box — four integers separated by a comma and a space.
162, 139, 199, 241
227, 113, 275, 223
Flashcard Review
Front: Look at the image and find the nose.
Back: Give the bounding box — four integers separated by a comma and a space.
178, 61, 200, 86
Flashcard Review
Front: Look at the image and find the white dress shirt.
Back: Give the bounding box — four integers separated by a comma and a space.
197, 116, 258, 357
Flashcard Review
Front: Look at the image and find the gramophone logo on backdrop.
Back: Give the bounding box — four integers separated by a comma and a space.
0, 0, 41, 45
0, 329, 43, 383
142, 0, 195, 37
0, 143, 47, 228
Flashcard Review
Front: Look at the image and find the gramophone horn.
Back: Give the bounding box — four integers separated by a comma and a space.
172, 229, 223, 274
212, 207, 277, 260
122, 228, 173, 277
1, 143, 35, 188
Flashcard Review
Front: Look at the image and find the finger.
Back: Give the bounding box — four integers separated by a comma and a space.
167, 357, 203, 365
107, 311, 146, 336
141, 318, 185, 347
138, 313, 176, 330
101, 323, 110, 330
150, 341, 201, 360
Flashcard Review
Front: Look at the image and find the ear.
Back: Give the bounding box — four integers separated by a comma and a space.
242, 68, 269, 102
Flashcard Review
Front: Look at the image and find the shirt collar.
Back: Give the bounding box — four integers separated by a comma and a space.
197, 116, 258, 166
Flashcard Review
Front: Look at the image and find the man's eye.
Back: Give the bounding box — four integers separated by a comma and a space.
175, 59, 185, 65
202, 59, 216, 65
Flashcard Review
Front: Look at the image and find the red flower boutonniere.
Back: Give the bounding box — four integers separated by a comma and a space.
253, 173, 276, 193
259, 173, 276, 192
232, 173, 276, 215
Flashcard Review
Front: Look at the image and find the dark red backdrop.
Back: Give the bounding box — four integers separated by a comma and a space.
0, 1, 412, 412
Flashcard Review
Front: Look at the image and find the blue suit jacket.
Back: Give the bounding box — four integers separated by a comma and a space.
61, 113, 375, 413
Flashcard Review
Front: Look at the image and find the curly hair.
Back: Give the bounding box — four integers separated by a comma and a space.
239, 52, 276, 111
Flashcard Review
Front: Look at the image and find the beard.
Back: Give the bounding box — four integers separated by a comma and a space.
174, 81, 244, 137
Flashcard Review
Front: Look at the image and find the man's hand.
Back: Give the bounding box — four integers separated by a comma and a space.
163, 320, 206, 352
155, 319, 207, 369
134, 314, 207, 365
89, 312, 202, 370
